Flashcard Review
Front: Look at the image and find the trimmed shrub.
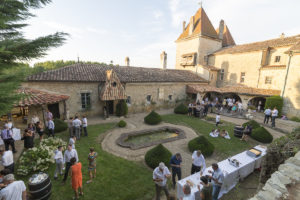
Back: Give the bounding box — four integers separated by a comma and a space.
53, 118, 68, 133
242, 120, 261, 129
188, 136, 214, 157
174, 103, 188, 114
116, 100, 128, 117
144, 111, 162, 125
290, 116, 300, 123
118, 120, 127, 127
145, 144, 172, 169
251, 127, 273, 143
265, 96, 283, 117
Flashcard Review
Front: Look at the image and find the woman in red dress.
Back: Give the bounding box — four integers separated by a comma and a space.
69, 157, 83, 199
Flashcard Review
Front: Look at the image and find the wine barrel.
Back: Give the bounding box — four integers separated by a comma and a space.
234, 125, 244, 138
28, 173, 52, 200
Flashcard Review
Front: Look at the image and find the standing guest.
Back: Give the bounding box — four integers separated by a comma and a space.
72, 116, 82, 140
271, 107, 278, 128
87, 147, 97, 183
0, 174, 26, 200
63, 144, 79, 183
215, 114, 221, 127
47, 118, 55, 137
153, 162, 171, 200
21, 129, 34, 149
1, 125, 16, 153
82, 115, 88, 137
27, 123, 35, 133
0, 169, 11, 188
70, 157, 83, 200
54, 146, 63, 180
264, 107, 271, 124
46, 110, 53, 120
188, 103, 193, 116
198, 176, 213, 200
237, 101, 243, 114
208, 163, 224, 200
31, 114, 39, 126
4, 120, 13, 130
0, 149, 14, 174
68, 117, 74, 137
180, 184, 195, 200
170, 153, 182, 189
258, 101, 262, 112
69, 136, 76, 149
36, 121, 44, 141
191, 150, 206, 175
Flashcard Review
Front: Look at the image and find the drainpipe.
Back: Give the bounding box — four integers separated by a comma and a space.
281, 51, 293, 97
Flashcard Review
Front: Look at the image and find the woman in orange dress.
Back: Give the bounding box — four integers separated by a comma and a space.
69, 157, 83, 199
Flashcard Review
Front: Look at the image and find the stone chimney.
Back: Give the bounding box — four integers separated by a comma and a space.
280, 33, 285, 38
125, 56, 130, 66
160, 51, 167, 69
183, 21, 186, 32
218, 20, 224, 40
189, 16, 194, 35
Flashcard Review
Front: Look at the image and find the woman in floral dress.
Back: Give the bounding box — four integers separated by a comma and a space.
87, 147, 97, 183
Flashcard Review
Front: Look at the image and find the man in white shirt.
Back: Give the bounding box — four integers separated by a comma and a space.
82, 115, 88, 137
0, 174, 26, 200
153, 162, 171, 200
181, 184, 195, 200
72, 116, 82, 140
216, 114, 221, 127
0, 149, 14, 173
191, 150, 206, 175
62, 144, 78, 183
54, 146, 63, 180
69, 136, 76, 149
208, 163, 224, 200
47, 118, 55, 137
238, 102, 243, 113
271, 107, 279, 128
264, 107, 272, 124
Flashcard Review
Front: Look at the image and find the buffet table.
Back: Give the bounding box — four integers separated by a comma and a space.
177, 145, 267, 199
0, 128, 21, 146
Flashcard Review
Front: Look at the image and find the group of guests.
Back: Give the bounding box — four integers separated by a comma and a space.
68, 115, 88, 140
209, 129, 230, 139
154, 150, 224, 200
263, 107, 278, 127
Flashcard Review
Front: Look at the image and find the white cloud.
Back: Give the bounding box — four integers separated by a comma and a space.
86, 27, 108, 35
153, 10, 163, 20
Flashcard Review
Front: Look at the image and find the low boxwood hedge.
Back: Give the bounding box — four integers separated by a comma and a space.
118, 120, 127, 127
174, 103, 188, 114
53, 118, 68, 133
242, 120, 261, 129
116, 100, 128, 117
145, 144, 172, 169
144, 111, 162, 125
188, 136, 214, 157
251, 127, 273, 143
290, 116, 300, 123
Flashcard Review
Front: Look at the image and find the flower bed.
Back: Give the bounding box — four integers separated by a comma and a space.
17, 137, 67, 176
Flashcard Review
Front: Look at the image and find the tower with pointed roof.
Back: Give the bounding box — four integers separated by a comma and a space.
175, 6, 235, 80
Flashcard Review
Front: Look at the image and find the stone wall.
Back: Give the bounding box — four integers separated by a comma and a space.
249, 151, 300, 200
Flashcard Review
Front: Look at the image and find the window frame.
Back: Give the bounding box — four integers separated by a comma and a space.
265, 76, 272, 84
126, 96, 131, 105
146, 95, 152, 103
275, 56, 281, 63
168, 95, 173, 101
220, 69, 225, 80
81, 93, 91, 109
240, 72, 246, 83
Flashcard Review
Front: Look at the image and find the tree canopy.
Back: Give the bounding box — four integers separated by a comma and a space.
0, 0, 67, 115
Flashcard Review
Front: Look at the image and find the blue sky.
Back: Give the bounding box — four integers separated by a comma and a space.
24, 0, 300, 68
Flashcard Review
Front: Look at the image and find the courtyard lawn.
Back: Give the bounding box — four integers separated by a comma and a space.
19, 123, 154, 200
162, 114, 258, 159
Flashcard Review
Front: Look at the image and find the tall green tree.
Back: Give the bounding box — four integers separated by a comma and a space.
0, 0, 67, 115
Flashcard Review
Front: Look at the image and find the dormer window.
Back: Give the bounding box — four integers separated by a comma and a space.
180, 53, 197, 67
275, 56, 281, 63
112, 82, 117, 87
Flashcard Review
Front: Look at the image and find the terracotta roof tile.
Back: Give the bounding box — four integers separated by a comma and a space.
287, 41, 300, 52
216, 25, 236, 47
186, 84, 280, 97
177, 7, 219, 41
27, 64, 208, 83
18, 88, 69, 106
212, 34, 300, 55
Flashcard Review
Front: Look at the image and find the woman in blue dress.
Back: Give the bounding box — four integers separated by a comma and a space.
87, 147, 97, 183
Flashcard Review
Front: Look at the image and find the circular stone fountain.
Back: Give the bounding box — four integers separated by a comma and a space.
116, 126, 186, 150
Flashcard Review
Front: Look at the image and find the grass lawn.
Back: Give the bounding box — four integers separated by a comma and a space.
162, 114, 258, 159
18, 123, 154, 200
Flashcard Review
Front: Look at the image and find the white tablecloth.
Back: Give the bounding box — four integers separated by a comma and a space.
177, 145, 267, 199
0, 128, 21, 145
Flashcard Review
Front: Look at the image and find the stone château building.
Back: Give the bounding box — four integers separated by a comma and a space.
175, 6, 300, 117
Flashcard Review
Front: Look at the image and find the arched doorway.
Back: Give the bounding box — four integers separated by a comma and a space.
223, 93, 242, 103
249, 97, 266, 111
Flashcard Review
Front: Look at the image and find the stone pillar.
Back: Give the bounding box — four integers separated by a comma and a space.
125, 57, 130, 66
189, 16, 194, 36
183, 21, 186, 32
218, 20, 224, 40
160, 51, 167, 69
